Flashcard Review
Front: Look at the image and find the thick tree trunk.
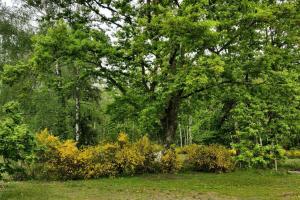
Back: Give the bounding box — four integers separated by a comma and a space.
160, 92, 182, 145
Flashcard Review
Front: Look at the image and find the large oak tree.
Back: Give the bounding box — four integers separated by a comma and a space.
25, 0, 299, 144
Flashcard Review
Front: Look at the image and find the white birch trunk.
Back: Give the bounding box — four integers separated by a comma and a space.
179, 123, 183, 147
75, 86, 80, 142
189, 116, 192, 144
259, 135, 263, 146
185, 125, 189, 145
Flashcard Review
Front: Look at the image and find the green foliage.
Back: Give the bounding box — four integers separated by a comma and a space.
233, 143, 286, 168
186, 144, 234, 172
27, 20, 111, 143
0, 101, 35, 177
27, 0, 300, 144
0, 2, 33, 68
0, 0, 299, 181
278, 159, 300, 171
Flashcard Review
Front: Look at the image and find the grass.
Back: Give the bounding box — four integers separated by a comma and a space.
279, 159, 300, 171
1, 170, 300, 200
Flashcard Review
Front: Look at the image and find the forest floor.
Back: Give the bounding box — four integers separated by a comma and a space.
1, 170, 300, 200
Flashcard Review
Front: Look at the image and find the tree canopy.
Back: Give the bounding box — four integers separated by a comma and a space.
0, 0, 299, 149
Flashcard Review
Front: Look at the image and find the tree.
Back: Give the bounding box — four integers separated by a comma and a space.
0, 2, 33, 69
31, 21, 110, 144
0, 2, 34, 106
24, 0, 300, 145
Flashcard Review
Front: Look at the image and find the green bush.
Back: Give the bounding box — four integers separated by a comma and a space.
187, 144, 234, 172
0, 101, 36, 179
233, 143, 286, 168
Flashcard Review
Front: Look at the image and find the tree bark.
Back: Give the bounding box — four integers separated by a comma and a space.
160, 92, 182, 145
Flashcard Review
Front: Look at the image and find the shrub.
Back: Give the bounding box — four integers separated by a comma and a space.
0, 101, 36, 179
34, 131, 190, 180
181, 144, 200, 155
187, 144, 234, 172
36, 132, 158, 179
233, 143, 286, 168
285, 150, 300, 159
229, 149, 237, 156
134, 135, 163, 173
36, 129, 99, 179
117, 132, 128, 143
113, 132, 144, 174
79, 145, 117, 178
115, 145, 144, 175
160, 146, 183, 173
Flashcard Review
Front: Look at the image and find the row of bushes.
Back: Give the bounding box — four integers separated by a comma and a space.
28, 130, 233, 180
5, 129, 287, 180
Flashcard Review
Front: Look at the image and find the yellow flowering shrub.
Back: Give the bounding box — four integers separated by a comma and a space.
187, 144, 234, 172
88, 143, 119, 178
117, 132, 128, 146
229, 149, 237, 156
181, 144, 199, 155
134, 135, 163, 173
36, 129, 91, 179
160, 147, 183, 173
34, 131, 190, 180
86, 163, 117, 178
79, 145, 118, 178
115, 146, 144, 175
36, 129, 61, 159
285, 150, 300, 158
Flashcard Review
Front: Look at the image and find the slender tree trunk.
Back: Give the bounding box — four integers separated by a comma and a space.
184, 126, 189, 145
259, 135, 263, 146
188, 115, 192, 144
179, 123, 183, 147
160, 92, 182, 145
75, 85, 80, 142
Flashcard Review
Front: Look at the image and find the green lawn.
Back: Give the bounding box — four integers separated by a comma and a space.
279, 159, 300, 171
1, 170, 300, 200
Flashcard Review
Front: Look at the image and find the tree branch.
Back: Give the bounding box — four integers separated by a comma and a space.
182, 80, 265, 99
214, 21, 256, 54
84, 2, 123, 28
